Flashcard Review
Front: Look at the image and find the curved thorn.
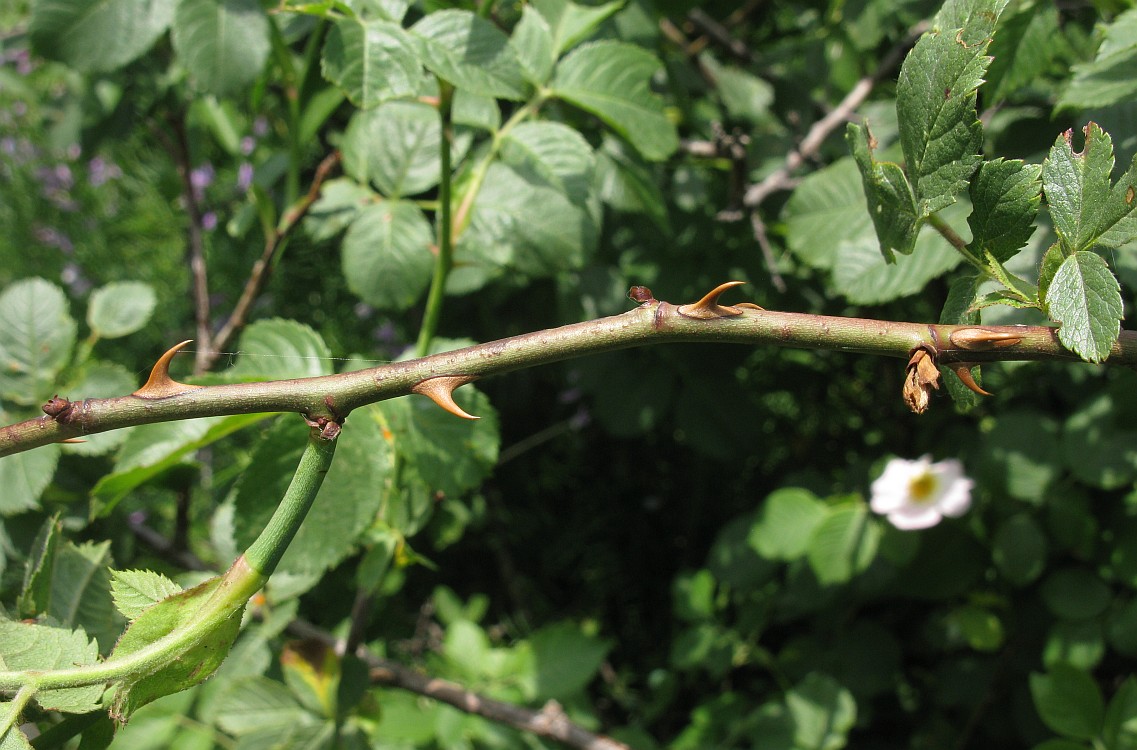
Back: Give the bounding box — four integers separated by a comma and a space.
60, 438, 87, 444
735, 302, 765, 311
948, 363, 992, 396
949, 327, 1024, 351
133, 340, 203, 399
411, 375, 480, 420
677, 281, 747, 319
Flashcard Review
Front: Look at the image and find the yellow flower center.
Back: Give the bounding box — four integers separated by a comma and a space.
908, 472, 938, 503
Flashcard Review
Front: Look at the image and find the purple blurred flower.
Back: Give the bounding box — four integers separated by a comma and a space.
201, 211, 218, 231
66, 143, 81, 160
34, 225, 74, 253
240, 136, 256, 156
88, 156, 123, 186
237, 162, 254, 191
61, 263, 91, 295
190, 163, 214, 202
253, 117, 269, 137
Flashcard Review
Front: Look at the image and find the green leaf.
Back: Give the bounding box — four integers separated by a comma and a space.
17, 515, 60, 618
29, 0, 173, 72
785, 673, 857, 750
1043, 250, 1122, 363
341, 201, 434, 311
673, 568, 716, 622
1058, 9, 1137, 111
212, 676, 313, 738
511, 5, 555, 86
376, 384, 499, 502
530, 622, 611, 700
110, 575, 243, 721
831, 208, 965, 305
225, 319, 333, 380
551, 41, 678, 162
46, 540, 120, 652
0, 278, 77, 405
968, 158, 1042, 263
232, 413, 391, 580
303, 177, 376, 241
1043, 620, 1104, 671
595, 136, 670, 232
700, 53, 773, 123
948, 604, 1005, 651
321, 16, 421, 109
92, 413, 271, 513
453, 161, 599, 291
0, 725, 32, 750
531, 0, 624, 55
1103, 676, 1137, 750
342, 101, 470, 198
896, 0, 1005, 215
172, 0, 271, 96
1043, 123, 1137, 253
0, 620, 102, 712
986, 2, 1060, 103
1062, 393, 1137, 490
87, 282, 157, 339
0, 445, 60, 516
1041, 568, 1112, 621
111, 570, 184, 621
1030, 663, 1104, 740
806, 505, 881, 586
410, 10, 526, 100
783, 157, 874, 270
499, 120, 595, 202
750, 488, 827, 561
846, 123, 919, 258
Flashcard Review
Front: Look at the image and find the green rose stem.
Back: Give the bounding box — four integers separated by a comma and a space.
0, 430, 336, 701
416, 79, 456, 358
4, 294, 1137, 457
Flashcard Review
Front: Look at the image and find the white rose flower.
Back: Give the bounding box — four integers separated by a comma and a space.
870, 455, 973, 530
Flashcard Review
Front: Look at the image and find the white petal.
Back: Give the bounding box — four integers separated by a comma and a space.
887, 505, 943, 530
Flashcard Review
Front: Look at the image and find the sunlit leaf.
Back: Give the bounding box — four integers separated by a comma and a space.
29, 0, 172, 71
410, 10, 526, 99
172, 0, 271, 96
0, 278, 76, 405
1044, 250, 1122, 363
341, 201, 435, 311
551, 41, 678, 161
321, 16, 421, 109
87, 281, 157, 339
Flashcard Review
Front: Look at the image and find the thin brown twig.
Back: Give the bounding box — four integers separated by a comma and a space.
168, 114, 214, 375
742, 22, 928, 210
735, 22, 928, 291
126, 517, 630, 750
204, 150, 343, 371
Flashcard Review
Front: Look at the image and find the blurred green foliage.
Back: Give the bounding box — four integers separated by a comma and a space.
2, 0, 1137, 748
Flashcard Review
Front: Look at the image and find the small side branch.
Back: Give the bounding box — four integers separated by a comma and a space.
168, 113, 214, 374
366, 659, 631, 750
206, 150, 343, 370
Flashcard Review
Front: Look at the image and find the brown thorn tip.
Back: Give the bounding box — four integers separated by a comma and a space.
60, 438, 87, 444
948, 363, 992, 397
411, 375, 480, 420
133, 340, 203, 399
677, 280, 747, 319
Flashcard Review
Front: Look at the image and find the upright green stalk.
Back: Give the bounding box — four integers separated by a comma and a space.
416, 80, 456, 357
244, 429, 339, 576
